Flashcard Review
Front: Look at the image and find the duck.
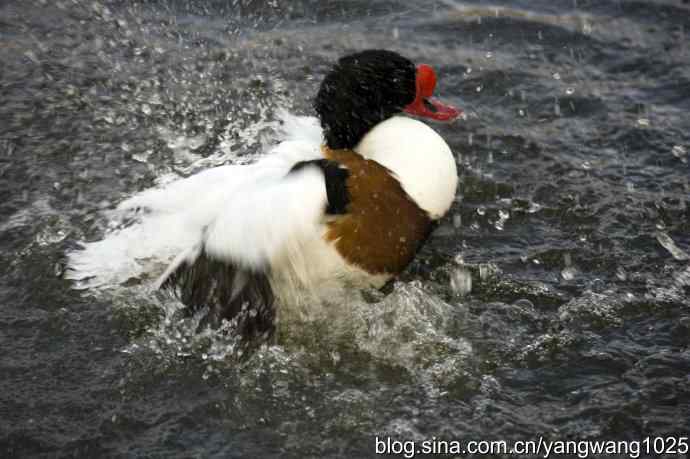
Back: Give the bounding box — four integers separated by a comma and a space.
67, 49, 461, 340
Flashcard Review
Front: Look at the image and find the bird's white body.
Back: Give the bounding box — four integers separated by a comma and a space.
67, 113, 458, 316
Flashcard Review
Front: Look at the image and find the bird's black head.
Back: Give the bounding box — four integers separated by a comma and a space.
314, 49, 460, 150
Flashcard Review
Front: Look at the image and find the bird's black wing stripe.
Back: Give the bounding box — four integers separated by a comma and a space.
159, 250, 275, 341
289, 159, 350, 215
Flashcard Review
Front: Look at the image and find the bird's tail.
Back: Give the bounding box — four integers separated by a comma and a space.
157, 248, 275, 340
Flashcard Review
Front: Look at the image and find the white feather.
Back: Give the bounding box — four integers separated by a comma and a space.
67, 113, 323, 289
356, 116, 458, 219
203, 165, 327, 269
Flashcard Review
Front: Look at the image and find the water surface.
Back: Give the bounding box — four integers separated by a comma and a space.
1, 0, 689, 457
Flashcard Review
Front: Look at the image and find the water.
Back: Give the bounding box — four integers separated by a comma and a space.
2, 0, 690, 457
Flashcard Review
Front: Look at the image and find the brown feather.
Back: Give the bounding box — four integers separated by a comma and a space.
323, 147, 433, 275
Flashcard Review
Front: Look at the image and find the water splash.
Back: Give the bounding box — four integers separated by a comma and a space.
672, 145, 687, 163
116, 280, 475, 397
558, 291, 624, 329
452, 214, 462, 228
561, 267, 577, 281
450, 267, 473, 296
344, 282, 473, 394
561, 252, 578, 281
494, 209, 509, 231
656, 232, 689, 261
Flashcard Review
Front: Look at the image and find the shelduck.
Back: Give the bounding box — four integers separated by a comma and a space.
68, 49, 462, 340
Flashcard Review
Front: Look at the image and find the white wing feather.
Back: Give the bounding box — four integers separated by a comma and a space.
203, 166, 326, 268
66, 113, 324, 289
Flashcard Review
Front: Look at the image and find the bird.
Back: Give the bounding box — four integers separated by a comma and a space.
67, 49, 461, 342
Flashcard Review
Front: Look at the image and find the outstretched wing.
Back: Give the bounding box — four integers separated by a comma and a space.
157, 162, 349, 338
66, 113, 324, 290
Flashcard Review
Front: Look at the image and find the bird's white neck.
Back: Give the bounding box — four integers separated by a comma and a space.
355, 116, 458, 219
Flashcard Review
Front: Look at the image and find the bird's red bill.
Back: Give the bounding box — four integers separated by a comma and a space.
404, 64, 461, 121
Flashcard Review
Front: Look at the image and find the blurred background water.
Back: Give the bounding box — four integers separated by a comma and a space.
1, 0, 689, 457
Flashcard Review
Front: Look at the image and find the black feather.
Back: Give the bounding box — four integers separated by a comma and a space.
314, 49, 416, 150
159, 250, 275, 341
290, 159, 350, 215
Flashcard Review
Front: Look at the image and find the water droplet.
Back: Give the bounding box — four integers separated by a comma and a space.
485, 51, 493, 59
477, 206, 486, 216
615, 267, 627, 281
23, 50, 40, 64
561, 266, 577, 281
582, 161, 592, 170
564, 253, 572, 266
132, 149, 152, 163
450, 267, 473, 296
637, 118, 650, 127
566, 87, 574, 95
582, 21, 592, 34
527, 202, 542, 213
656, 232, 689, 260
553, 72, 561, 80
518, 109, 525, 117
494, 209, 509, 231
672, 145, 687, 162
476, 85, 483, 92
452, 214, 462, 228
479, 265, 489, 280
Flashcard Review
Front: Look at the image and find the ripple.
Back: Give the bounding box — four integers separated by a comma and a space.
3, 0, 690, 455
